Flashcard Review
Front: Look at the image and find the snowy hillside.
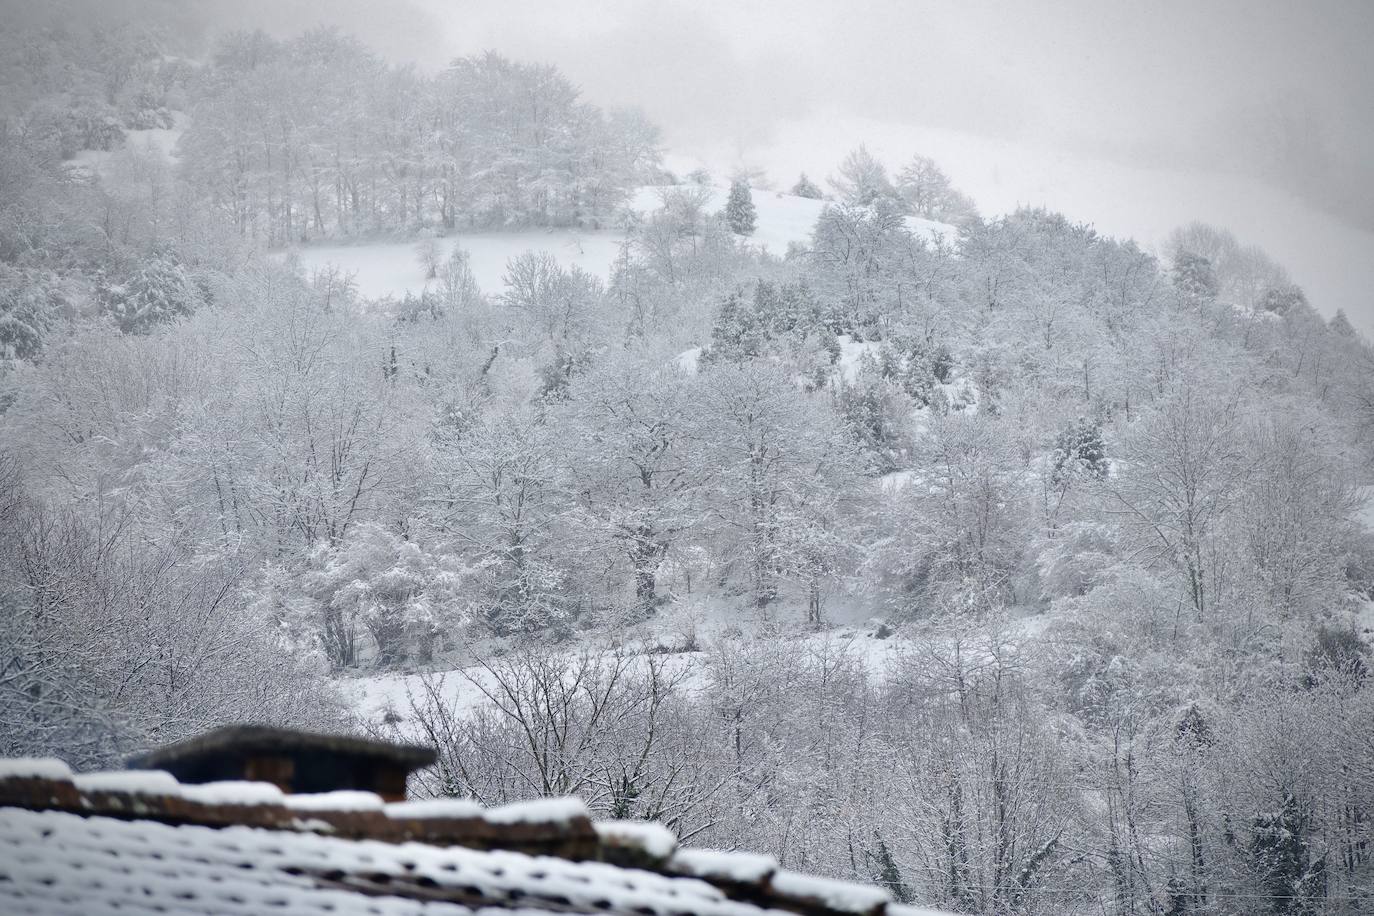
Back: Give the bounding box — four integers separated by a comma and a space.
287, 184, 958, 301
631, 185, 955, 254
65, 113, 186, 180
288, 230, 626, 301
347, 616, 935, 736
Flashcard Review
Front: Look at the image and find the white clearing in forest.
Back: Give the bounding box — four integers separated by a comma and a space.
286, 183, 956, 302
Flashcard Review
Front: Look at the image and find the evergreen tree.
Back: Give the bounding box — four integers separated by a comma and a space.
1248, 790, 1327, 915
0, 267, 63, 362
836, 372, 905, 474
1258, 283, 1308, 315
1172, 251, 1219, 304
724, 178, 757, 236
1328, 309, 1357, 337
1053, 417, 1109, 482
101, 252, 201, 334
705, 289, 764, 363
791, 172, 823, 199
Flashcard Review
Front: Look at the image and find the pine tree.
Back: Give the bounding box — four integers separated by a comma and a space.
0, 267, 62, 362
1248, 790, 1326, 915
724, 178, 757, 236
706, 289, 764, 362
1258, 283, 1307, 315
101, 253, 200, 335
1053, 418, 1109, 482
791, 172, 823, 199
1172, 251, 1219, 304
1328, 309, 1356, 337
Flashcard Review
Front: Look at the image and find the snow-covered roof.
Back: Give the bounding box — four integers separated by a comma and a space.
0, 759, 955, 916
128, 724, 438, 771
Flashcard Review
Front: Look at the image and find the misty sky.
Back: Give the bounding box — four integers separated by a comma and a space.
18, 0, 1374, 330
160, 0, 1370, 186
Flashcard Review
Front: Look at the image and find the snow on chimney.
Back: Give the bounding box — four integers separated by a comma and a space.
127, 725, 437, 802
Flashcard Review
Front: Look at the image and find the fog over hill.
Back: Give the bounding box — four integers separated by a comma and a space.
16, 0, 1368, 331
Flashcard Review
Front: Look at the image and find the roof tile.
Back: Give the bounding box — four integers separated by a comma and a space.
0, 762, 954, 916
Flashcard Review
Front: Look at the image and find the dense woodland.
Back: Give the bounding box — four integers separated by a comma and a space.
3, 19, 1374, 916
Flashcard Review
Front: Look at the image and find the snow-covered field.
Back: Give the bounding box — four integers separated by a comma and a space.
345, 626, 916, 733
287, 184, 957, 301
288, 230, 627, 301
345, 648, 705, 731
343, 592, 1055, 732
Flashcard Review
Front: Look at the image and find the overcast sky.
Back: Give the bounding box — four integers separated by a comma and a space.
175, 0, 1372, 180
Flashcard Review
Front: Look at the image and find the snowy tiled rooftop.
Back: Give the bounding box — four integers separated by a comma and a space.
0, 758, 955, 916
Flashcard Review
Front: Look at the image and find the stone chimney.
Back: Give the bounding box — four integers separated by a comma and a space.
127, 725, 437, 802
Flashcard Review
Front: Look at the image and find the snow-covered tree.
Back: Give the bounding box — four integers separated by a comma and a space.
829, 145, 896, 208
790, 172, 823, 199
100, 251, 201, 334
1106, 383, 1251, 621
0, 267, 65, 361
284, 522, 463, 669
554, 357, 713, 616
430, 411, 572, 635
723, 177, 757, 236
895, 154, 978, 223
698, 360, 861, 612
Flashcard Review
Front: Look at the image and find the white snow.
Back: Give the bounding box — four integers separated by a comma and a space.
675, 346, 703, 374
73, 771, 180, 796
632, 185, 955, 253
905, 214, 960, 245
343, 668, 502, 731
879, 470, 916, 493
384, 798, 484, 820
594, 820, 678, 859
284, 791, 385, 812
1354, 486, 1374, 531
66, 112, 186, 180
1, 806, 817, 916
700, 112, 1374, 336
633, 184, 815, 255
669, 848, 779, 884
0, 758, 73, 781
483, 796, 589, 825
177, 781, 285, 806
287, 183, 955, 305
290, 230, 626, 302
769, 869, 891, 912
347, 650, 707, 737
1357, 599, 1374, 638
834, 335, 882, 384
